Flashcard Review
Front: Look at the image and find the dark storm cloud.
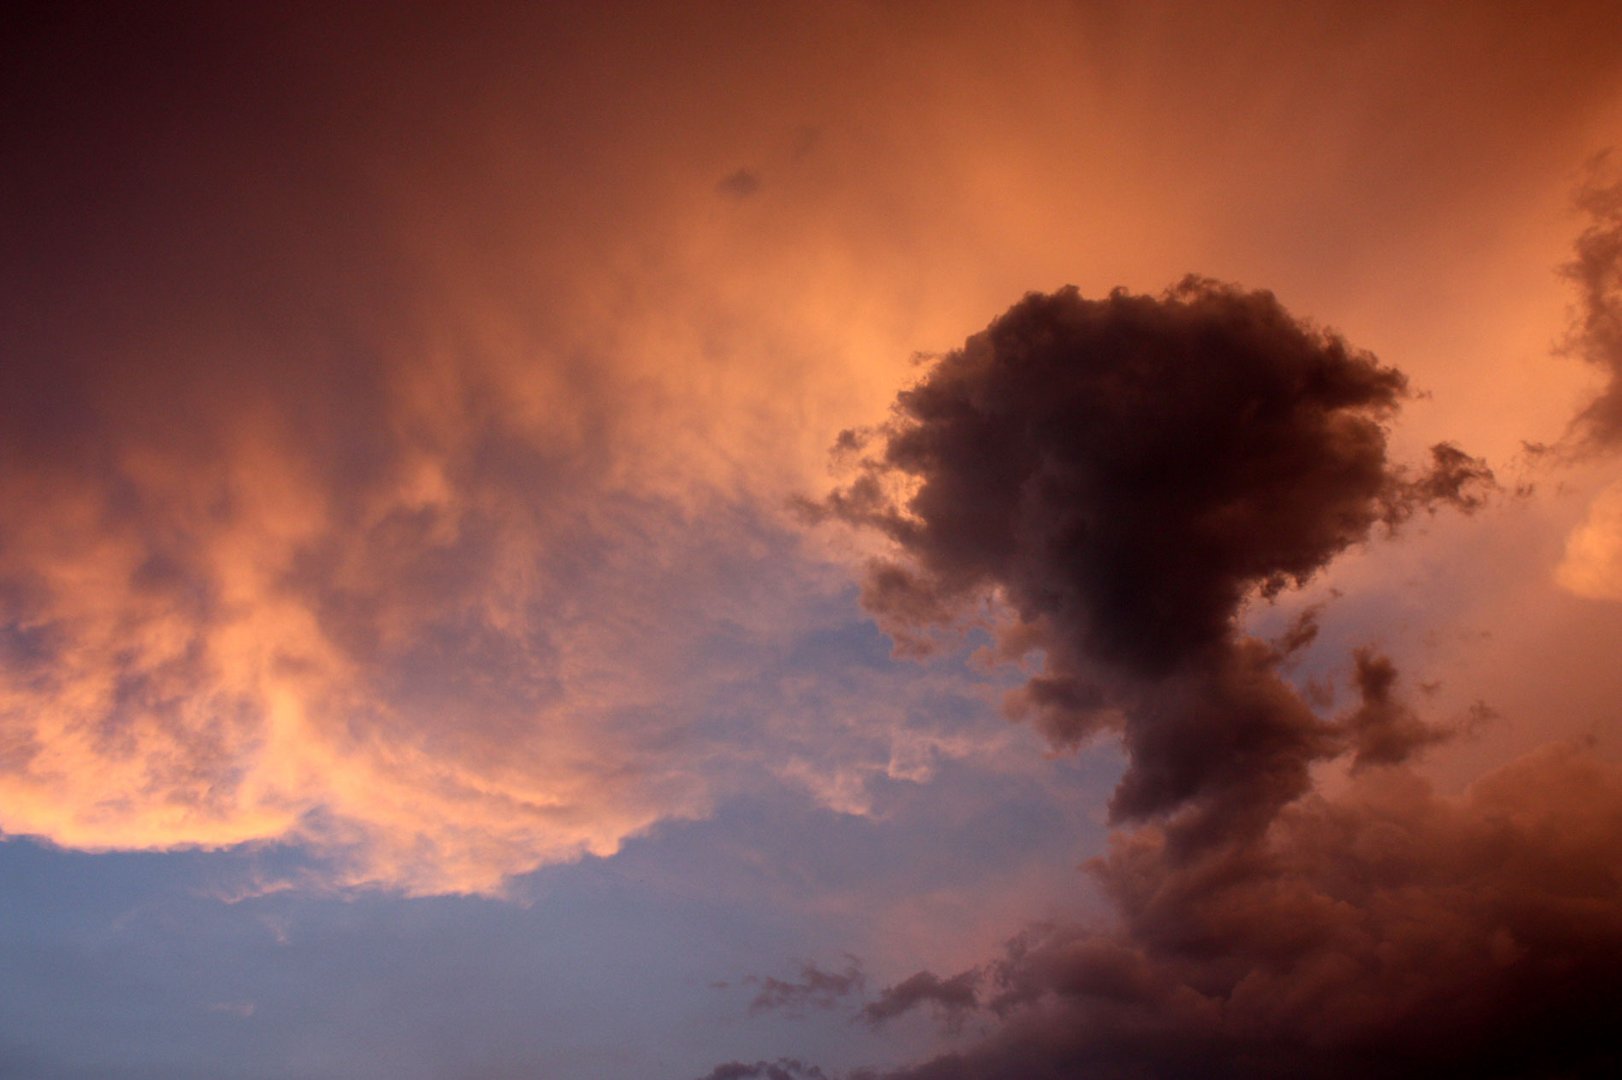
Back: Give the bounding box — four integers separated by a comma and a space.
859, 746, 1622, 1080
781, 281, 1622, 1078
835, 278, 1408, 677
1563, 156, 1622, 446
821, 279, 1490, 845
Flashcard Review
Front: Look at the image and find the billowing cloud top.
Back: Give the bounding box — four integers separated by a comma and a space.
822, 279, 1489, 845
797, 280, 1622, 1079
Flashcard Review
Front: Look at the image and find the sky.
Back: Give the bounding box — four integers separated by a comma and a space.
3, 2, 1622, 1077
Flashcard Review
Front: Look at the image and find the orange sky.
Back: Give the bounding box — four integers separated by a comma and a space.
7, 5, 1622, 1078
4, 1, 1622, 899
0, 37, 1620, 1080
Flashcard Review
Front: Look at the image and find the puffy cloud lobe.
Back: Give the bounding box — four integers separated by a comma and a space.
1557, 479, 1622, 600
856, 278, 1407, 676
824, 280, 1488, 845
0, 335, 735, 892
0, 100, 755, 889
860, 745, 1622, 1080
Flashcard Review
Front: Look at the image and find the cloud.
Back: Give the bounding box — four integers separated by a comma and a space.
792, 281, 1622, 1076
0, 4, 926, 895
820, 279, 1488, 847
718, 169, 764, 199
1383, 442, 1498, 522
1340, 648, 1451, 770
861, 745, 1622, 1080
1557, 479, 1622, 600
858, 970, 979, 1031
1539, 158, 1622, 598
1562, 154, 1622, 447
696, 1060, 828, 1080
747, 959, 866, 1016
0, 337, 745, 892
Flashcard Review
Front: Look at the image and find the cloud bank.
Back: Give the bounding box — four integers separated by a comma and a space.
0, 3, 911, 895
860, 745, 1622, 1080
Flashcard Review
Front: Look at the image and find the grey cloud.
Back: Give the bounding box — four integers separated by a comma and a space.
865, 746, 1622, 1080
695, 1059, 829, 1080
781, 279, 1622, 1079
1563, 155, 1622, 447
859, 970, 979, 1030
746, 959, 866, 1016
821, 279, 1482, 847
1339, 648, 1451, 770
718, 168, 764, 199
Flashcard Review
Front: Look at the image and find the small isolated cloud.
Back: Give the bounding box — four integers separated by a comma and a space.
746, 958, 865, 1016
717, 168, 763, 199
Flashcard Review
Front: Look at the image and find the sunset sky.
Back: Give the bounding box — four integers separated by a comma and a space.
4, 3, 1622, 1078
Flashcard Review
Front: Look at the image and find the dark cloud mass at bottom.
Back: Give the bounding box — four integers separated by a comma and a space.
855, 746, 1622, 1080
730, 281, 1622, 1078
